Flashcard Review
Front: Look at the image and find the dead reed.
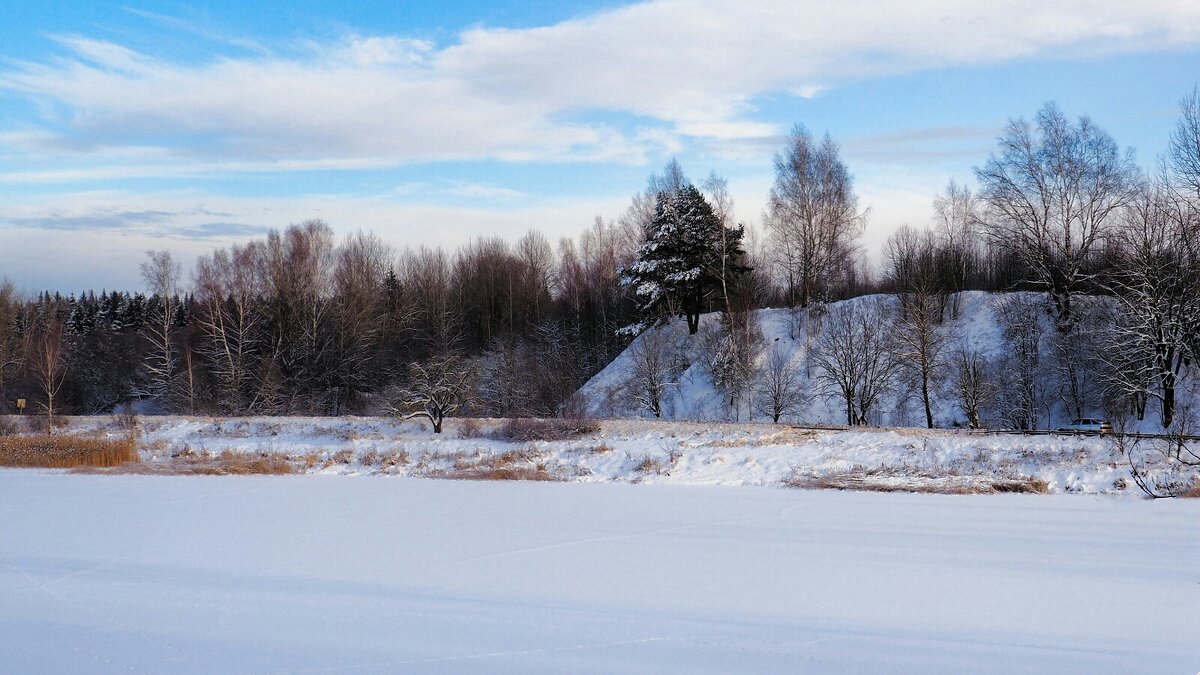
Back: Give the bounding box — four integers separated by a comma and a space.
0, 434, 138, 468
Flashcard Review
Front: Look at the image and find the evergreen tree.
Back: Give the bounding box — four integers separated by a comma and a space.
620, 183, 748, 335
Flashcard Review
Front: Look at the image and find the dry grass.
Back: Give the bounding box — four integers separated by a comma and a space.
0, 434, 138, 468
80, 448, 293, 475
429, 446, 562, 482
633, 455, 665, 474
1180, 484, 1200, 498
589, 442, 614, 455
438, 465, 562, 481
783, 468, 1049, 495
492, 417, 600, 442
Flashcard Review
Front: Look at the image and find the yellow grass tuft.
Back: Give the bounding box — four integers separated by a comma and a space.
0, 434, 138, 468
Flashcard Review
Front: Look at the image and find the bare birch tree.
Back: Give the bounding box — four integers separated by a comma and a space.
975, 103, 1141, 331
140, 249, 181, 407
31, 318, 67, 433
931, 181, 980, 318
766, 126, 864, 308
194, 244, 263, 413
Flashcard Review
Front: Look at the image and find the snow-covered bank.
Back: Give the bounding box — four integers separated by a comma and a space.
41, 415, 1200, 495
576, 291, 1198, 432
1, 475, 1196, 673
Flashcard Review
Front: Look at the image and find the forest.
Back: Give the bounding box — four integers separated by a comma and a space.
2, 89, 1199, 433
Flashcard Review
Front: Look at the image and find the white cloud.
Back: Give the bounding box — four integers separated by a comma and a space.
0, 0, 1197, 173
0, 189, 633, 290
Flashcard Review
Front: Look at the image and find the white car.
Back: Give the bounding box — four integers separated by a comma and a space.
1055, 418, 1113, 435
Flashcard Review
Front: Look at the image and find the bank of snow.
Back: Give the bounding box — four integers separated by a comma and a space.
51, 415, 1199, 496
577, 291, 1188, 430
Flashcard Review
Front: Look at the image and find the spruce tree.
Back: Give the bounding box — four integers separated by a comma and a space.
620, 183, 748, 335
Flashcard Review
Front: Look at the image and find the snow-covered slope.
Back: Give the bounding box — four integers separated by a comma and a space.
578, 291, 1182, 429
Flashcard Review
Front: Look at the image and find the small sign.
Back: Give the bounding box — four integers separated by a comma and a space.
15, 399, 25, 412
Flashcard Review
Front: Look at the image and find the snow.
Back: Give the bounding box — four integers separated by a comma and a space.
1, 474, 1196, 673
50, 415, 1197, 495
577, 291, 1164, 429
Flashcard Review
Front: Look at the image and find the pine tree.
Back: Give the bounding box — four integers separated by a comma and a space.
620, 183, 748, 335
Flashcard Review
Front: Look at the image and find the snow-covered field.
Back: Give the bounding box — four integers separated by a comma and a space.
1, 474, 1196, 673
51, 415, 1199, 495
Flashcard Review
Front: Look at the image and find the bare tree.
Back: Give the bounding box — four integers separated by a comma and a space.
700, 310, 764, 420
753, 345, 805, 423
766, 126, 865, 308
194, 243, 264, 413
626, 324, 685, 418
263, 220, 336, 411
894, 291, 951, 429
1115, 404, 1200, 498
329, 231, 391, 413
931, 181, 980, 318
140, 249, 181, 407
884, 226, 951, 428
810, 300, 899, 426
30, 318, 68, 433
953, 347, 994, 429
975, 102, 1141, 330
993, 295, 1046, 430
388, 353, 474, 434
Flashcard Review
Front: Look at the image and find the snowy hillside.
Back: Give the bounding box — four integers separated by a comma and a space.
578, 291, 1189, 430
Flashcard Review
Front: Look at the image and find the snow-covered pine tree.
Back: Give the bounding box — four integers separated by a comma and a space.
620, 183, 748, 335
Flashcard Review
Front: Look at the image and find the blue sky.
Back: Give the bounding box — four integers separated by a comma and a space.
2, 1, 1199, 291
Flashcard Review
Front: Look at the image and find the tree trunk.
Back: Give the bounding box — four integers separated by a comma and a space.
922, 374, 933, 429
1161, 371, 1176, 429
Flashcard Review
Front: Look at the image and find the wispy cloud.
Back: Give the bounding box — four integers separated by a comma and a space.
844, 125, 1000, 163
1, 0, 1197, 175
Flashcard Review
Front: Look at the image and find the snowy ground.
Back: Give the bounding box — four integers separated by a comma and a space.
48, 415, 1200, 495
1, 474, 1196, 673
577, 291, 1200, 433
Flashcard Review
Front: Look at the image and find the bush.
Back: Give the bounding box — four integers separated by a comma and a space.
0, 435, 138, 468
27, 415, 71, 434
113, 403, 139, 433
492, 417, 599, 442
0, 416, 19, 437
457, 417, 484, 439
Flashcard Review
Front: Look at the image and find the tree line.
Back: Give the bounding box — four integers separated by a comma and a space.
1, 89, 1199, 437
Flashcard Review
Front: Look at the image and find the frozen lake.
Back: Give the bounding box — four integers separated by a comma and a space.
1, 473, 1196, 673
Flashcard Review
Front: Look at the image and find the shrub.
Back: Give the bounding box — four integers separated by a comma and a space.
457, 417, 484, 439
27, 415, 71, 434
492, 417, 599, 442
0, 416, 19, 437
112, 403, 138, 433
0, 435, 137, 468
633, 454, 665, 474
